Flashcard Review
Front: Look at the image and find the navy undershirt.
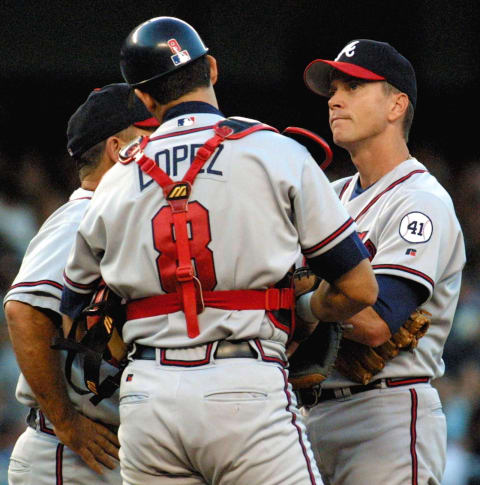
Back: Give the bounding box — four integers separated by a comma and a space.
373, 275, 429, 333
163, 101, 223, 122
307, 231, 369, 284
60, 286, 94, 320
351, 178, 373, 199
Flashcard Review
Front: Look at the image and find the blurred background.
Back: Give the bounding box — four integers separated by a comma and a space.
1, 0, 479, 483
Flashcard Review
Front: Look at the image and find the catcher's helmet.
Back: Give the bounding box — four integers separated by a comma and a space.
120, 17, 209, 88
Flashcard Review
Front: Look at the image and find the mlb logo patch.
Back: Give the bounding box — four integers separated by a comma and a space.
126, 374, 134, 382
406, 248, 417, 256
168, 38, 191, 66
171, 50, 191, 66
178, 116, 196, 127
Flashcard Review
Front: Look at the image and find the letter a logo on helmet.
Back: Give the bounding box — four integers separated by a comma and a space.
120, 17, 209, 88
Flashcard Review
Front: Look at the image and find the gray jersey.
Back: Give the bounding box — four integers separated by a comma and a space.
63, 112, 357, 350
325, 157, 465, 387
4, 188, 119, 425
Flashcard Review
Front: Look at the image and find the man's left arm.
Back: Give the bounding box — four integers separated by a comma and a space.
342, 190, 455, 346
342, 275, 429, 346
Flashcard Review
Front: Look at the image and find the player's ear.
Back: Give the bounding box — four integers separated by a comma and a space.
105, 135, 122, 166
388, 92, 409, 123
206, 55, 218, 86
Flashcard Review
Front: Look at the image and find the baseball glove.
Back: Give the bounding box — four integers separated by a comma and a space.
334, 309, 431, 385
52, 280, 127, 405
288, 267, 343, 390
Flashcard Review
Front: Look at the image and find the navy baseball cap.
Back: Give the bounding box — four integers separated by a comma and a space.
67, 83, 159, 158
304, 39, 417, 109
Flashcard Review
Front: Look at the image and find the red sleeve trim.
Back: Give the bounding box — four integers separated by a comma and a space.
63, 272, 100, 290
372, 264, 434, 289
9, 280, 63, 291
303, 218, 354, 255
339, 179, 353, 200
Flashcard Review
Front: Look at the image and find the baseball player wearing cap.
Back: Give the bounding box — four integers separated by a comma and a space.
4, 83, 158, 484
300, 40, 466, 484
60, 17, 378, 485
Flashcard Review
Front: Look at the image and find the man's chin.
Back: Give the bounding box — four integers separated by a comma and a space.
332, 135, 351, 149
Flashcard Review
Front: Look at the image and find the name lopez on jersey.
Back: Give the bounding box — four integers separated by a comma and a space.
139, 143, 225, 191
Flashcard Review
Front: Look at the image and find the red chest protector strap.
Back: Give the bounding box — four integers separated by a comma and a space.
125, 118, 292, 338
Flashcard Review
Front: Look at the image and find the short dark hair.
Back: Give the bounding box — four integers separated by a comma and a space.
74, 125, 147, 180
329, 70, 414, 141
75, 140, 106, 181
139, 55, 210, 105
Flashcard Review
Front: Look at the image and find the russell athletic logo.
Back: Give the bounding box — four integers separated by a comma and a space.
335, 40, 360, 61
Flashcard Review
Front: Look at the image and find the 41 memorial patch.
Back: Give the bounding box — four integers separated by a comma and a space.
399, 212, 433, 243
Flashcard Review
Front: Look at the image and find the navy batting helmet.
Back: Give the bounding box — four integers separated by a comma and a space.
120, 17, 209, 88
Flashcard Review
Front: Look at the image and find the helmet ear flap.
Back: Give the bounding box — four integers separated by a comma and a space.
120, 16, 209, 88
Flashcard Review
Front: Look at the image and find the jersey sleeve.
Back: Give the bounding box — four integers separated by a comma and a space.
370, 189, 462, 299
61, 205, 106, 317
294, 155, 356, 258
4, 217, 82, 315
330, 176, 354, 198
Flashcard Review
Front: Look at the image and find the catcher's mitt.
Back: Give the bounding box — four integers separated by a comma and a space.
52, 280, 127, 405
334, 309, 431, 385
288, 267, 342, 390
288, 322, 343, 389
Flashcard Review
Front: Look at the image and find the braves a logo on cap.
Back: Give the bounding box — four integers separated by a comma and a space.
335, 40, 360, 61
168, 38, 191, 66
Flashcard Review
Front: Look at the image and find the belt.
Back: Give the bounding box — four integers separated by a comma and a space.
132, 340, 258, 361
296, 376, 430, 408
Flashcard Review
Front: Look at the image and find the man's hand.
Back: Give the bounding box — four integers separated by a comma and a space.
54, 412, 120, 474
5, 301, 119, 475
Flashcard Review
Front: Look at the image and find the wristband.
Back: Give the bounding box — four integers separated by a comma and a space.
296, 292, 318, 323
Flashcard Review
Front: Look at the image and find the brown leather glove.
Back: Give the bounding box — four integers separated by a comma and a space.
334, 309, 431, 385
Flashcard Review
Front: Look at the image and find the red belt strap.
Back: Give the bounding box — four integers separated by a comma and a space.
127, 288, 294, 321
